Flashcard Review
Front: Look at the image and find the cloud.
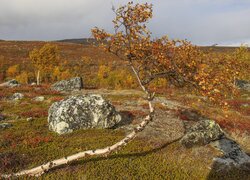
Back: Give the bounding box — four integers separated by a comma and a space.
0, 0, 116, 40
0, 0, 250, 45
149, 0, 250, 45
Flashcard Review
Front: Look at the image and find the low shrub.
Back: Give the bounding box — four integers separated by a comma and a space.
20, 108, 48, 118
23, 136, 52, 148
0, 152, 28, 173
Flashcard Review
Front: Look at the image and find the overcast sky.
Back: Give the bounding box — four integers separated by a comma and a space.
1, 0, 250, 45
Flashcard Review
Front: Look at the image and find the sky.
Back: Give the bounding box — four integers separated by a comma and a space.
0, 0, 250, 46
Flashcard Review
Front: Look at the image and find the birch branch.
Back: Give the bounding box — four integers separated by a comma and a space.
1, 64, 155, 178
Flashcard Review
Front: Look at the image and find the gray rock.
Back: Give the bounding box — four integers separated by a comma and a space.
0, 123, 12, 129
0, 114, 5, 121
181, 120, 224, 148
10, 93, 24, 101
0, 79, 20, 88
51, 77, 83, 92
48, 94, 121, 134
235, 79, 250, 91
33, 96, 45, 102
211, 138, 250, 170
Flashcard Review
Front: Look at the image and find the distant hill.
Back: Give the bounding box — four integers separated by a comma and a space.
56, 38, 250, 53
56, 38, 97, 45
200, 46, 250, 53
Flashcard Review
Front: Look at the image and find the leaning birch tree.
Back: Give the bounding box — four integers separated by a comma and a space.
2, 1, 242, 178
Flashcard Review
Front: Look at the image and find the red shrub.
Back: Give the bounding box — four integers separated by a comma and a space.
0, 92, 5, 99
23, 92, 39, 98
50, 96, 64, 102
218, 119, 250, 133
20, 108, 48, 118
23, 136, 52, 148
226, 99, 250, 115
38, 89, 61, 96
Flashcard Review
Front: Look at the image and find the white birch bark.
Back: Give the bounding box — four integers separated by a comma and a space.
36, 70, 40, 85
1, 64, 155, 178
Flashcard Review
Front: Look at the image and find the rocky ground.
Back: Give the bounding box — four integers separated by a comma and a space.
0, 81, 250, 179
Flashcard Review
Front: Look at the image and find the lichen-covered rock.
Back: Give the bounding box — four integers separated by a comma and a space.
211, 138, 250, 170
48, 94, 121, 134
51, 77, 83, 92
10, 93, 24, 101
181, 120, 224, 148
235, 79, 250, 91
0, 79, 20, 88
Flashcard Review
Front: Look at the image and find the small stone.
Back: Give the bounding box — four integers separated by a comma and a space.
31, 82, 36, 86
0, 114, 5, 121
0, 123, 12, 129
33, 96, 45, 102
0, 79, 20, 88
242, 103, 249, 108
235, 79, 250, 92
26, 117, 33, 122
10, 93, 24, 101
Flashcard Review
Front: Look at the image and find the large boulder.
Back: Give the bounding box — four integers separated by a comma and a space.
181, 120, 224, 147
211, 138, 250, 170
51, 77, 83, 92
0, 79, 20, 88
48, 94, 121, 134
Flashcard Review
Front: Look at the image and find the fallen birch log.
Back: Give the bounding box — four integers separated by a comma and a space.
1, 64, 155, 178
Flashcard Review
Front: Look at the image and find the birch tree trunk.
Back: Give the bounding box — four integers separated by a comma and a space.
1, 64, 155, 178
36, 70, 40, 85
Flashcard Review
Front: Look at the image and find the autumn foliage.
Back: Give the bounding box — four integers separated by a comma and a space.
92, 1, 249, 105
29, 44, 59, 85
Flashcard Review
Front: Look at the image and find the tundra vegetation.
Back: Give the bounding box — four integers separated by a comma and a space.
0, 1, 249, 179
